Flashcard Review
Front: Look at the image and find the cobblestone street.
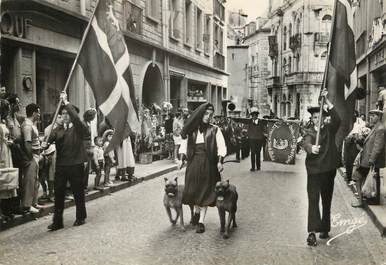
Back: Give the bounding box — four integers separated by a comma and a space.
1, 154, 386, 265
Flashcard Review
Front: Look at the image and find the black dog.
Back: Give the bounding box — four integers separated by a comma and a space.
215, 180, 238, 239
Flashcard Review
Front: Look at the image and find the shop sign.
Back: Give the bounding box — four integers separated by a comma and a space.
0, 12, 31, 39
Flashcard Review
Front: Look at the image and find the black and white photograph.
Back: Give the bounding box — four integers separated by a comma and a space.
0, 0, 386, 264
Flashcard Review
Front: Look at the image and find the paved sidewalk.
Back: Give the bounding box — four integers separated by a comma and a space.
338, 167, 386, 236
0, 159, 178, 231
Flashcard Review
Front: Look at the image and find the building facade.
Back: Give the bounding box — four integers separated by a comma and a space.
353, 0, 386, 116
266, 0, 333, 120
243, 22, 271, 117
1, 0, 228, 131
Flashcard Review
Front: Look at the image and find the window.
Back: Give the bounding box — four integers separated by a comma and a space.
252, 56, 255, 63
196, 7, 203, 49
146, 0, 160, 22
125, 1, 143, 34
289, 23, 292, 38
203, 14, 210, 54
185, 0, 193, 45
296, 18, 301, 34
288, 56, 292, 74
232, 53, 235, 60
283, 58, 287, 75
296, 54, 300, 72
321, 14, 332, 33
320, 51, 328, 59
170, 0, 182, 39
284, 26, 287, 50
213, 23, 223, 54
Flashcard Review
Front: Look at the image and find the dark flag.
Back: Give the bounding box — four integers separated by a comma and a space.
78, 0, 140, 152
325, 0, 357, 150
263, 120, 300, 165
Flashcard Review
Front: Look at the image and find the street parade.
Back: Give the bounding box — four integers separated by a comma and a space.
1, 0, 386, 264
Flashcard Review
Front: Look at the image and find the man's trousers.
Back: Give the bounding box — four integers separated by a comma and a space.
53, 164, 87, 225
307, 169, 336, 233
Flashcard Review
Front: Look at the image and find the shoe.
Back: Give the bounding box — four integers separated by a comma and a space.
307, 233, 317, 246
29, 206, 40, 214
121, 177, 129, 181
256, 168, 261, 171
47, 223, 63, 231
190, 213, 200, 225
73, 219, 86, 226
250, 168, 255, 172
196, 223, 205, 233
319, 232, 329, 239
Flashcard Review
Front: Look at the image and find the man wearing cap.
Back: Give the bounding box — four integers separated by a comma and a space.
352, 108, 385, 207
302, 90, 341, 246
44, 92, 90, 231
247, 107, 266, 171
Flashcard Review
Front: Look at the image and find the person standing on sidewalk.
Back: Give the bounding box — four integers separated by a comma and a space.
247, 108, 267, 171
20, 103, 41, 214
352, 109, 385, 207
302, 90, 341, 246
44, 92, 90, 231
179, 103, 226, 233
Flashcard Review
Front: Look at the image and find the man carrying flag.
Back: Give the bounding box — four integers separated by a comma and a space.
43, 0, 140, 230
303, 0, 362, 246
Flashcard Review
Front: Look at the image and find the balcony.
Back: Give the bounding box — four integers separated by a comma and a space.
213, 52, 225, 70
289, 33, 301, 51
285, 72, 324, 85
268, 35, 278, 58
266, 76, 280, 89
314, 32, 329, 45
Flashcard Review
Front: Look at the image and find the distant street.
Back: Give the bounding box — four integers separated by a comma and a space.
1, 154, 386, 265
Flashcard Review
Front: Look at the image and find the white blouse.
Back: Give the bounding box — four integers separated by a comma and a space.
179, 127, 227, 158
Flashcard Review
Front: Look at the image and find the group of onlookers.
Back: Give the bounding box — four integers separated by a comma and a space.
0, 88, 138, 229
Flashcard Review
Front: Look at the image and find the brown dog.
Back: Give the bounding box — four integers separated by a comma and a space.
215, 180, 238, 239
163, 177, 186, 231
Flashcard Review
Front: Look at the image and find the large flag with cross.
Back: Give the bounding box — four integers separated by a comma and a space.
325, 0, 361, 154
78, 0, 140, 152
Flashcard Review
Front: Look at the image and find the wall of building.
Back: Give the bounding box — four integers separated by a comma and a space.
227, 46, 249, 116
266, 0, 333, 121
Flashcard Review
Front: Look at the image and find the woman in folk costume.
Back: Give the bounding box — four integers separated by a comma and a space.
179, 103, 227, 233
0, 99, 18, 220
116, 127, 136, 182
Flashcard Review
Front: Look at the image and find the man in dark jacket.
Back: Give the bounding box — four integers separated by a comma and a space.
302, 90, 340, 246
44, 92, 90, 231
247, 108, 266, 171
353, 109, 385, 206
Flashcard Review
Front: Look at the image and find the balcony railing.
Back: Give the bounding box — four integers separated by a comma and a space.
289, 33, 301, 51
285, 72, 323, 85
266, 76, 280, 89
314, 32, 329, 45
213, 52, 225, 70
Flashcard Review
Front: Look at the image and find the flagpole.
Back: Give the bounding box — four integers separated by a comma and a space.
45, 0, 101, 142
315, 0, 337, 145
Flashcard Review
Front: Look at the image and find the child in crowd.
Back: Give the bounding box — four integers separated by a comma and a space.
93, 136, 105, 190
102, 129, 115, 187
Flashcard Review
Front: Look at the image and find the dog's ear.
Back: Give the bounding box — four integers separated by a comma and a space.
164, 177, 168, 182
174, 177, 178, 183
226, 179, 229, 184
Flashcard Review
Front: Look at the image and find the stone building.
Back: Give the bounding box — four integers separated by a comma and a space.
227, 17, 271, 117
266, 0, 333, 120
243, 20, 271, 117
353, 0, 386, 116
1, 0, 228, 130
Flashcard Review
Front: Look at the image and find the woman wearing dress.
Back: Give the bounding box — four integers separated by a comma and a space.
179, 103, 226, 233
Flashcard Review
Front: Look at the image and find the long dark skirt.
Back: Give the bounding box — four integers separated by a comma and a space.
182, 144, 221, 207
